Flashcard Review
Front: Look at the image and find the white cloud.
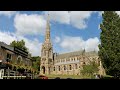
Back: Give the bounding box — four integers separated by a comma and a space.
0, 31, 17, 44
14, 13, 46, 36
85, 37, 100, 52
45, 11, 70, 24
0, 11, 17, 17
60, 36, 84, 51
17, 36, 42, 56
60, 36, 100, 52
54, 36, 61, 43
97, 11, 103, 17
98, 24, 100, 30
0, 31, 42, 56
13, 11, 100, 37
70, 11, 95, 29
45, 11, 97, 29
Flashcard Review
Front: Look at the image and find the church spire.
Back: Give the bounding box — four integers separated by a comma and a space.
45, 12, 50, 42
46, 12, 50, 30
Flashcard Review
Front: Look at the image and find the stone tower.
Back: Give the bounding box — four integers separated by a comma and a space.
40, 13, 53, 75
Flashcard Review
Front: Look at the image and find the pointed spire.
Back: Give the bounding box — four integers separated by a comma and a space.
82, 48, 85, 52
94, 48, 96, 53
47, 11, 50, 22
45, 11, 51, 42
82, 48, 85, 55
46, 11, 50, 31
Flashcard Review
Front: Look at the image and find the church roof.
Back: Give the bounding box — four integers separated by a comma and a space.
56, 50, 98, 59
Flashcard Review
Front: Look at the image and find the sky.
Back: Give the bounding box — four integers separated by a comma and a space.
0, 11, 119, 57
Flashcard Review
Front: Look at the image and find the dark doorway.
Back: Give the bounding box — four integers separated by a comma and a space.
42, 66, 45, 74
49, 67, 50, 74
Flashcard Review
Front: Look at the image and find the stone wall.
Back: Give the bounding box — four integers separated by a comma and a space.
0, 43, 32, 67
49, 54, 105, 76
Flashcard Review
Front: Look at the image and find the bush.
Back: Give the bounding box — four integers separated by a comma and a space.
81, 61, 99, 77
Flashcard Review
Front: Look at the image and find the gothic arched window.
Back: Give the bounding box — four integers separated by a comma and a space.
64, 65, 66, 70
59, 66, 60, 71
69, 65, 72, 70
54, 67, 55, 71
6, 53, 12, 62
83, 62, 85, 65
75, 64, 77, 69
17, 56, 22, 64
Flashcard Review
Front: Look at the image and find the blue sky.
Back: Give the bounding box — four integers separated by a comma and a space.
0, 11, 103, 56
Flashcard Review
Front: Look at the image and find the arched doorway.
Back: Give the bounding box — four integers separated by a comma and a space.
17, 56, 23, 64
42, 66, 45, 74
69, 65, 72, 70
48, 67, 50, 74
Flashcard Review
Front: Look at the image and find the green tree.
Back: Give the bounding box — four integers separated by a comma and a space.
10, 40, 28, 52
98, 11, 120, 78
31, 56, 41, 72
81, 61, 99, 77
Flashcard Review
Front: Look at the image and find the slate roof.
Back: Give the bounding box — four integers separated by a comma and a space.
56, 50, 98, 59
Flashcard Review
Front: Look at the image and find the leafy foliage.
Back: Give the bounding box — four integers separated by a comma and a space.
10, 40, 28, 53
31, 56, 41, 72
10, 40, 36, 72
99, 11, 120, 77
81, 61, 99, 76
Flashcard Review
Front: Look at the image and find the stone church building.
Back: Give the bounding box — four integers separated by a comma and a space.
40, 14, 105, 76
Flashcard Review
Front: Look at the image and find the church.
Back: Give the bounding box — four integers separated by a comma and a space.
40, 14, 105, 76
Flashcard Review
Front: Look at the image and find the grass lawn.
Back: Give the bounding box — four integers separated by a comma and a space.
103, 75, 113, 77
101, 75, 114, 79
46, 74, 92, 79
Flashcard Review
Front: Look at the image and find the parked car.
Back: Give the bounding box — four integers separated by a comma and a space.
39, 75, 48, 79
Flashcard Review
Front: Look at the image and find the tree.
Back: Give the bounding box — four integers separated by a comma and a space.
31, 56, 41, 72
10, 40, 28, 52
81, 61, 99, 77
98, 11, 120, 78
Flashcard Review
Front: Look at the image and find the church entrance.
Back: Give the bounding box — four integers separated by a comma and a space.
42, 66, 45, 74
48, 67, 50, 74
